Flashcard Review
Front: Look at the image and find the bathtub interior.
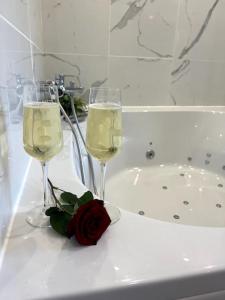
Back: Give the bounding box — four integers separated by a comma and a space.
108, 111, 225, 175
102, 110, 225, 227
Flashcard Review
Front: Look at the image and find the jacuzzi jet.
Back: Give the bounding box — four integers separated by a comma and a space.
146, 150, 155, 159
138, 210, 145, 215
173, 215, 180, 220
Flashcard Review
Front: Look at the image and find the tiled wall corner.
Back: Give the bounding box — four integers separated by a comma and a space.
0, 0, 44, 254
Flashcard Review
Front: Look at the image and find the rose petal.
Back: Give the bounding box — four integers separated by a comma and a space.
67, 200, 111, 246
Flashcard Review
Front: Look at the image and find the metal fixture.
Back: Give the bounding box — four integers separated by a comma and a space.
138, 210, 145, 215
53, 75, 97, 195
69, 95, 97, 195
146, 149, 155, 159
173, 214, 180, 220
55, 74, 84, 96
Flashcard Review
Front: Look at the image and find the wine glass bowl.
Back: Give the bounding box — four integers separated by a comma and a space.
86, 87, 122, 223
23, 102, 63, 161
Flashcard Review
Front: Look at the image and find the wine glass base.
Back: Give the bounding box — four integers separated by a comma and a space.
26, 205, 50, 228
104, 203, 121, 225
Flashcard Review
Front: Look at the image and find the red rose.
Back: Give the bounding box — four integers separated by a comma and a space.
67, 200, 111, 246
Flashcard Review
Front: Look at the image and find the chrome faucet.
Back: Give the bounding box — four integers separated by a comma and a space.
9, 74, 34, 122
54, 74, 84, 96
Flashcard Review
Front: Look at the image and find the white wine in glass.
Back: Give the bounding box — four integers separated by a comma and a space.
23, 102, 63, 161
23, 84, 63, 227
86, 88, 122, 224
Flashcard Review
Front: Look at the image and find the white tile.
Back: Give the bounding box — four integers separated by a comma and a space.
108, 57, 172, 105
170, 60, 225, 105
0, 17, 31, 53
42, 0, 109, 55
0, 51, 33, 85
175, 0, 225, 60
0, 0, 30, 37
32, 48, 45, 81
0, 52, 32, 250
28, 0, 43, 50
110, 0, 178, 58
0, 48, 33, 123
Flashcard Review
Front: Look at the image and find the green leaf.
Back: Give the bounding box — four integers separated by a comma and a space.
50, 211, 72, 236
61, 205, 74, 215
77, 191, 93, 207
60, 192, 78, 205
45, 207, 60, 216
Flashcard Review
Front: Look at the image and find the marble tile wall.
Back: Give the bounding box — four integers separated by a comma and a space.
0, 0, 44, 255
41, 0, 225, 106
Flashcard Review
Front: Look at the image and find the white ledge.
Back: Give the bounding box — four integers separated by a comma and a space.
1, 130, 225, 299
123, 105, 225, 112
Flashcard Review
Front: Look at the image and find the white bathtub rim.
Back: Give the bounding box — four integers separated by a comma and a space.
123, 106, 225, 113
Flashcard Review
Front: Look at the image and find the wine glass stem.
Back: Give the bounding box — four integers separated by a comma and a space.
41, 161, 49, 209
100, 162, 106, 201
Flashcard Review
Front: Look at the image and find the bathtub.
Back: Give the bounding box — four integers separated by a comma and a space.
3, 106, 225, 300
91, 106, 225, 228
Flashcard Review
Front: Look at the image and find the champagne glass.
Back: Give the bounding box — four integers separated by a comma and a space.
86, 87, 122, 224
23, 83, 63, 227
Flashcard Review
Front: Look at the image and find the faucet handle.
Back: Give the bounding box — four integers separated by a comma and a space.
9, 73, 25, 84
54, 73, 83, 93
38, 80, 55, 86
55, 74, 75, 85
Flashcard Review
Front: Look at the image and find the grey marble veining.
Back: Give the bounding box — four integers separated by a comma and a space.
178, 0, 220, 59
20, 0, 27, 5
168, 0, 225, 105
90, 78, 108, 88
111, 0, 120, 4
137, 14, 173, 58
43, 53, 81, 73
170, 93, 177, 105
82, 78, 108, 101
36, 52, 109, 103
110, 0, 178, 59
111, 0, 148, 32
41, 53, 82, 86
171, 60, 190, 77
137, 57, 161, 63
171, 59, 191, 86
